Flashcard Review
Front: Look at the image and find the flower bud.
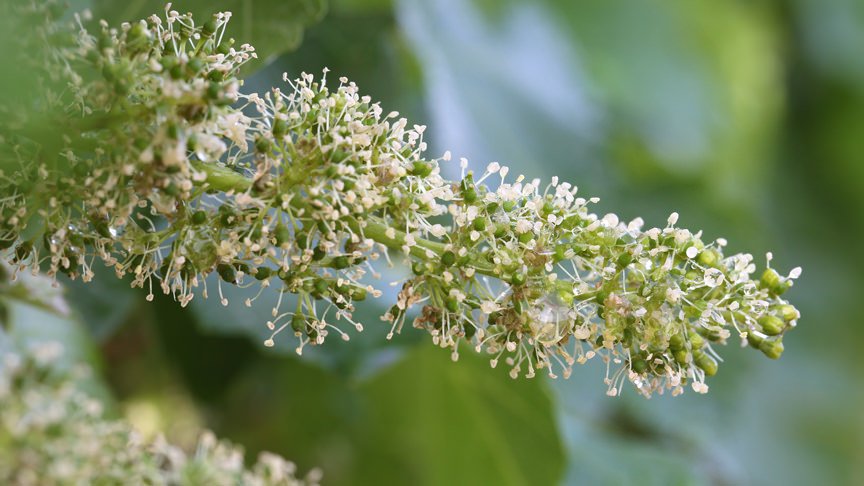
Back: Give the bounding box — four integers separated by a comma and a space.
777, 304, 799, 322
441, 250, 456, 267
254, 267, 272, 280
758, 338, 784, 359
331, 256, 350, 270
760, 268, 791, 295
693, 351, 718, 376
758, 315, 785, 336
217, 263, 237, 283
191, 210, 207, 225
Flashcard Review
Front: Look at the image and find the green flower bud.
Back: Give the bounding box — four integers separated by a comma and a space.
254, 267, 271, 280
464, 324, 477, 339
206, 81, 222, 100
313, 278, 329, 297
312, 247, 326, 261
689, 332, 705, 350
188, 58, 204, 74
217, 263, 236, 284
760, 268, 791, 295
441, 250, 456, 267
202, 19, 218, 36
191, 210, 207, 225
291, 314, 306, 333
472, 218, 487, 231
331, 256, 350, 270
410, 161, 433, 177
693, 351, 718, 376
274, 224, 291, 247
758, 338, 784, 359
510, 272, 526, 286
673, 349, 690, 366
631, 357, 649, 374
412, 261, 426, 275
445, 297, 459, 313
462, 187, 477, 204
672, 349, 690, 366
273, 118, 288, 138
669, 332, 685, 351
616, 252, 632, 268
697, 249, 719, 267
758, 315, 785, 336
255, 136, 272, 154
777, 304, 799, 322
493, 224, 507, 238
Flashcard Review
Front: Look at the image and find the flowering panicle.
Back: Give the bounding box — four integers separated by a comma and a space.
0, 341, 320, 485
0, 3, 801, 396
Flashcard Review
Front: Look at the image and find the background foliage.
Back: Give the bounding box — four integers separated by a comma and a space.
3, 0, 863, 484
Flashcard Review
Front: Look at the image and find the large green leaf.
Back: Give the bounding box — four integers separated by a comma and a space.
216, 345, 565, 486
356, 346, 565, 485
94, 0, 327, 63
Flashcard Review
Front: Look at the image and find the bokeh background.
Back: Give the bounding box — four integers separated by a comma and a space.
5, 0, 864, 484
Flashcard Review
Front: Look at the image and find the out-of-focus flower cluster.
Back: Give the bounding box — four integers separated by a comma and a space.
0, 2, 801, 396
0, 341, 320, 485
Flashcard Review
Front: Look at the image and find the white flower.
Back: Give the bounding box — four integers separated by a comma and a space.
686, 246, 699, 259
481, 300, 500, 313
703, 268, 724, 288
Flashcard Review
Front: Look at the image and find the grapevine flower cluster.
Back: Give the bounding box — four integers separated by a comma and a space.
0, 3, 801, 396
0, 341, 320, 485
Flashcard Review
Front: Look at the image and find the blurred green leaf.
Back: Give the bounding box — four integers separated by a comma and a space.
217, 345, 564, 485
0, 267, 112, 403
400, 0, 783, 210
62, 271, 138, 341
356, 346, 565, 485
93, 0, 327, 63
